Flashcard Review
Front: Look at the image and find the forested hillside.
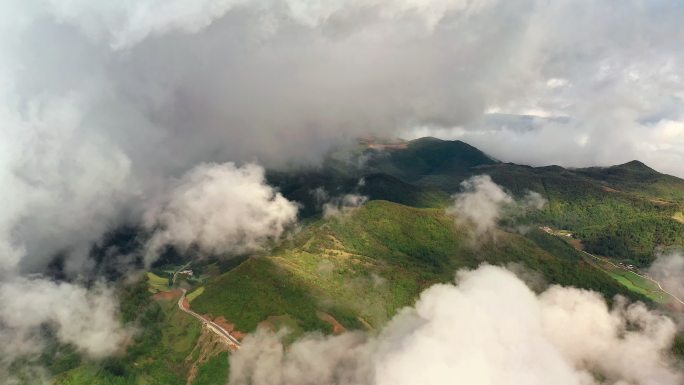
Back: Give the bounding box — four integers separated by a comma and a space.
29, 137, 684, 385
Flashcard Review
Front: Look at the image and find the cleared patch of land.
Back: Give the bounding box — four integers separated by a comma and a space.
147, 272, 170, 293
187, 286, 205, 302
673, 211, 684, 224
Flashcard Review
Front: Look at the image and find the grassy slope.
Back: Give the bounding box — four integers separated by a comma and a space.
192, 200, 648, 336
54, 279, 208, 385
193, 352, 229, 385
47, 138, 684, 384
364, 137, 497, 190
357, 138, 684, 264
462, 161, 684, 265
50, 198, 656, 385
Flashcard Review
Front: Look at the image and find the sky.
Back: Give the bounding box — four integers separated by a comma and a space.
1, 0, 684, 382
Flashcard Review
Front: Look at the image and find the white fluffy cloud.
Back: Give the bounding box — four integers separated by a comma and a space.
230, 265, 682, 385
447, 175, 545, 237
0, 277, 129, 376
648, 252, 684, 300
143, 162, 298, 264
0, 278, 128, 357
447, 175, 514, 235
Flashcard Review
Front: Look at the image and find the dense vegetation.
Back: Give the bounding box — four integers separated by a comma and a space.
194, 200, 651, 340
300, 138, 684, 265
194, 352, 229, 385
36, 137, 684, 384
54, 279, 206, 385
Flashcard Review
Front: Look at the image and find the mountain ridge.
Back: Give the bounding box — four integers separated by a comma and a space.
33, 137, 684, 385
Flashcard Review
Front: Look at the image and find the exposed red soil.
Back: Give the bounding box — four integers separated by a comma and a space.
196, 313, 247, 342
153, 289, 182, 301
182, 297, 190, 310
666, 302, 684, 312
214, 316, 246, 341
319, 312, 347, 334
213, 316, 234, 332
233, 331, 246, 340
568, 238, 584, 251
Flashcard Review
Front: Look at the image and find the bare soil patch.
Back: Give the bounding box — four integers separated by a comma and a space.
318, 312, 347, 334
153, 289, 182, 301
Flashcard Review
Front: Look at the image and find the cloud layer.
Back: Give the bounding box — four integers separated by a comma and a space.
143, 162, 298, 264
2, 0, 683, 277
230, 265, 682, 385
0, 0, 683, 379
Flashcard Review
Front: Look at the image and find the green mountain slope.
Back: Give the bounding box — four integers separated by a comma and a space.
191, 201, 648, 337
40, 137, 684, 385
477, 162, 684, 264
364, 137, 497, 190
350, 137, 684, 264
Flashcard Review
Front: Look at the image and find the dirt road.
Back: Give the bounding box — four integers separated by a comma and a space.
177, 289, 241, 350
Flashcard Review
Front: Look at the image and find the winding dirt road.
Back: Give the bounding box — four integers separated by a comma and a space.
177, 289, 241, 350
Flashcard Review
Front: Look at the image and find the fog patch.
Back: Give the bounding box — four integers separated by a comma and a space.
447, 175, 513, 236
447, 175, 546, 239
323, 194, 369, 219
521, 191, 548, 210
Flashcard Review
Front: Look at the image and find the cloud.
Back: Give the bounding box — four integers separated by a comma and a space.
447, 175, 514, 236
46, 0, 251, 50
0, 277, 129, 380
0, 0, 524, 277
521, 190, 548, 210
648, 252, 684, 300
1, 0, 682, 278
0, 0, 682, 378
402, 0, 684, 178
230, 265, 682, 385
447, 175, 546, 239
323, 194, 369, 218
143, 162, 298, 264
309, 187, 330, 208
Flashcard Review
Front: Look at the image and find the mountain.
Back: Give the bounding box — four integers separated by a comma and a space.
31, 137, 684, 385
363, 137, 498, 191
272, 137, 684, 265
